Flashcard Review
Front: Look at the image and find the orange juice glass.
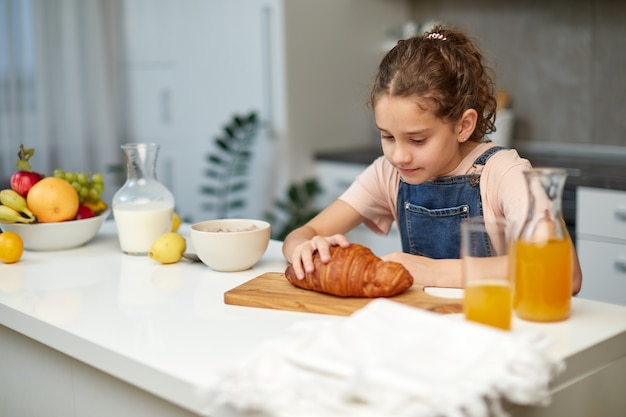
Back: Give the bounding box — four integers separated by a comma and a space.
464, 280, 512, 330
514, 238, 572, 322
461, 217, 512, 330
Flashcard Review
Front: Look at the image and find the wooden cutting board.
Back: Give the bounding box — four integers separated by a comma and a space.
224, 272, 463, 316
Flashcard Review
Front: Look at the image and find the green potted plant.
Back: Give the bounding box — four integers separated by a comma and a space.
200, 112, 259, 218
200, 111, 322, 240
266, 178, 322, 241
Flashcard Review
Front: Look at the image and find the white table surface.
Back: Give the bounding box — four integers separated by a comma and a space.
1, 221, 626, 415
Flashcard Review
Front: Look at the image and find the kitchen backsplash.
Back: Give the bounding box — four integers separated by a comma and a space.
407, 0, 626, 147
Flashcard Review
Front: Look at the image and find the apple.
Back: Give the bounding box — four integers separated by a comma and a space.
75, 204, 95, 220
11, 171, 44, 197
10, 145, 44, 196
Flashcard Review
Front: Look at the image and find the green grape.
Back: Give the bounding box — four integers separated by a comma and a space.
92, 182, 104, 194
92, 173, 104, 184
89, 188, 100, 201
55, 170, 106, 203
65, 172, 77, 183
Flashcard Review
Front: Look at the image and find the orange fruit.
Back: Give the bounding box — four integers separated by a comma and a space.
26, 177, 79, 222
0, 231, 24, 263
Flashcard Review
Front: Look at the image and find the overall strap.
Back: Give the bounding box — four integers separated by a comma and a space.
473, 145, 506, 166
467, 145, 506, 187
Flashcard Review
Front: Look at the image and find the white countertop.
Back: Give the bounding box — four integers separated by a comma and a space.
1, 221, 626, 415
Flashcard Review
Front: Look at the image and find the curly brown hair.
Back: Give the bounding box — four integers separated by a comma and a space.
370, 25, 497, 142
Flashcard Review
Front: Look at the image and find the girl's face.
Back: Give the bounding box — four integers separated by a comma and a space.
374, 95, 469, 184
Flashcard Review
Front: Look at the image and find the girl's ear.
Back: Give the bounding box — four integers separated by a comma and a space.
457, 109, 478, 142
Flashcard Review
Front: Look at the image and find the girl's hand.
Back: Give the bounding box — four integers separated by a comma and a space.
381, 251, 463, 288
289, 234, 351, 279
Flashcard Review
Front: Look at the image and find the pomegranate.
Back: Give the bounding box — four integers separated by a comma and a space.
10, 145, 44, 196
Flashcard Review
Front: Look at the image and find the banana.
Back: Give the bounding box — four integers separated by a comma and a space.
0, 189, 35, 220
0, 205, 33, 224
83, 198, 108, 214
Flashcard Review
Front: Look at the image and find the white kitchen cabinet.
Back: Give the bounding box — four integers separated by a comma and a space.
576, 186, 626, 305
121, 0, 280, 222
315, 160, 366, 209
0, 325, 195, 417
120, 0, 408, 223
316, 160, 402, 256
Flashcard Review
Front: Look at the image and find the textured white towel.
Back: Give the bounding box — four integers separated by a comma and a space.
201, 299, 563, 417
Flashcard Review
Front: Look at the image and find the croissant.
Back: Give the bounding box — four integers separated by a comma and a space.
284, 243, 413, 297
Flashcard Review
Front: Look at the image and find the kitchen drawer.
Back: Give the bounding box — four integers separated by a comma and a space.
577, 239, 626, 306
576, 187, 626, 241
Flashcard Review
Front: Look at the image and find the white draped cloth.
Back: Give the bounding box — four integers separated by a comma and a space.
0, 0, 121, 203
200, 299, 564, 417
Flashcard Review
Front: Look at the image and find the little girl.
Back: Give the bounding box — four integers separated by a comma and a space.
282, 25, 582, 293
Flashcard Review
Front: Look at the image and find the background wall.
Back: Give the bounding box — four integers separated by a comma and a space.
118, 0, 409, 222
281, 0, 408, 177
408, 0, 626, 147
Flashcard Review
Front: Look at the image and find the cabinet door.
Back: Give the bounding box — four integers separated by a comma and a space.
121, 0, 281, 222
576, 187, 626, 241
577, 239, 626, 306
122, 0, 181, 64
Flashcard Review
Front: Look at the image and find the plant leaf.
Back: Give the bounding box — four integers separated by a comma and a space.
229, 199, 245, 209
216, 139, 231, 151
208, 154, 225, 165
229, 182, 247, 192
223, 126, 234, 137
200, 185, 217, 194
202, 111, 259, 218
204, 169, 221, 178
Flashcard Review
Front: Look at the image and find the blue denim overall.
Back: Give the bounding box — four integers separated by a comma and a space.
397, 146, 505, 259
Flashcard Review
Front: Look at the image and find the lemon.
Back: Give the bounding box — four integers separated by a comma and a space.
148, 232, 186, 264
171, 211, 182, 233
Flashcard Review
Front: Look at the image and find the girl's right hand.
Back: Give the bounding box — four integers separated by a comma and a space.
289, 234, 351, 280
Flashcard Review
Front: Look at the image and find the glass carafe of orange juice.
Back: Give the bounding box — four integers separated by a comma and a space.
514, 168, 572, 322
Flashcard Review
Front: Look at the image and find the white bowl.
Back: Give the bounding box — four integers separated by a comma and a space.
190, 218, 271, 272
0, 210, 110, 251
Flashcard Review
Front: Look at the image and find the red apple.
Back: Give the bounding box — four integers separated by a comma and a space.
75, 204, 95, 220
10, 171, 44, 197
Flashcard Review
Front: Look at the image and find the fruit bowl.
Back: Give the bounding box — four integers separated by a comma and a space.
190, 218, 271, 272
0, 210, 110, 251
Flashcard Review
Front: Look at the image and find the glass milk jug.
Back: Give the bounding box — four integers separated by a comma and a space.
112, 143, 175, 255
514, 168, 572, 322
